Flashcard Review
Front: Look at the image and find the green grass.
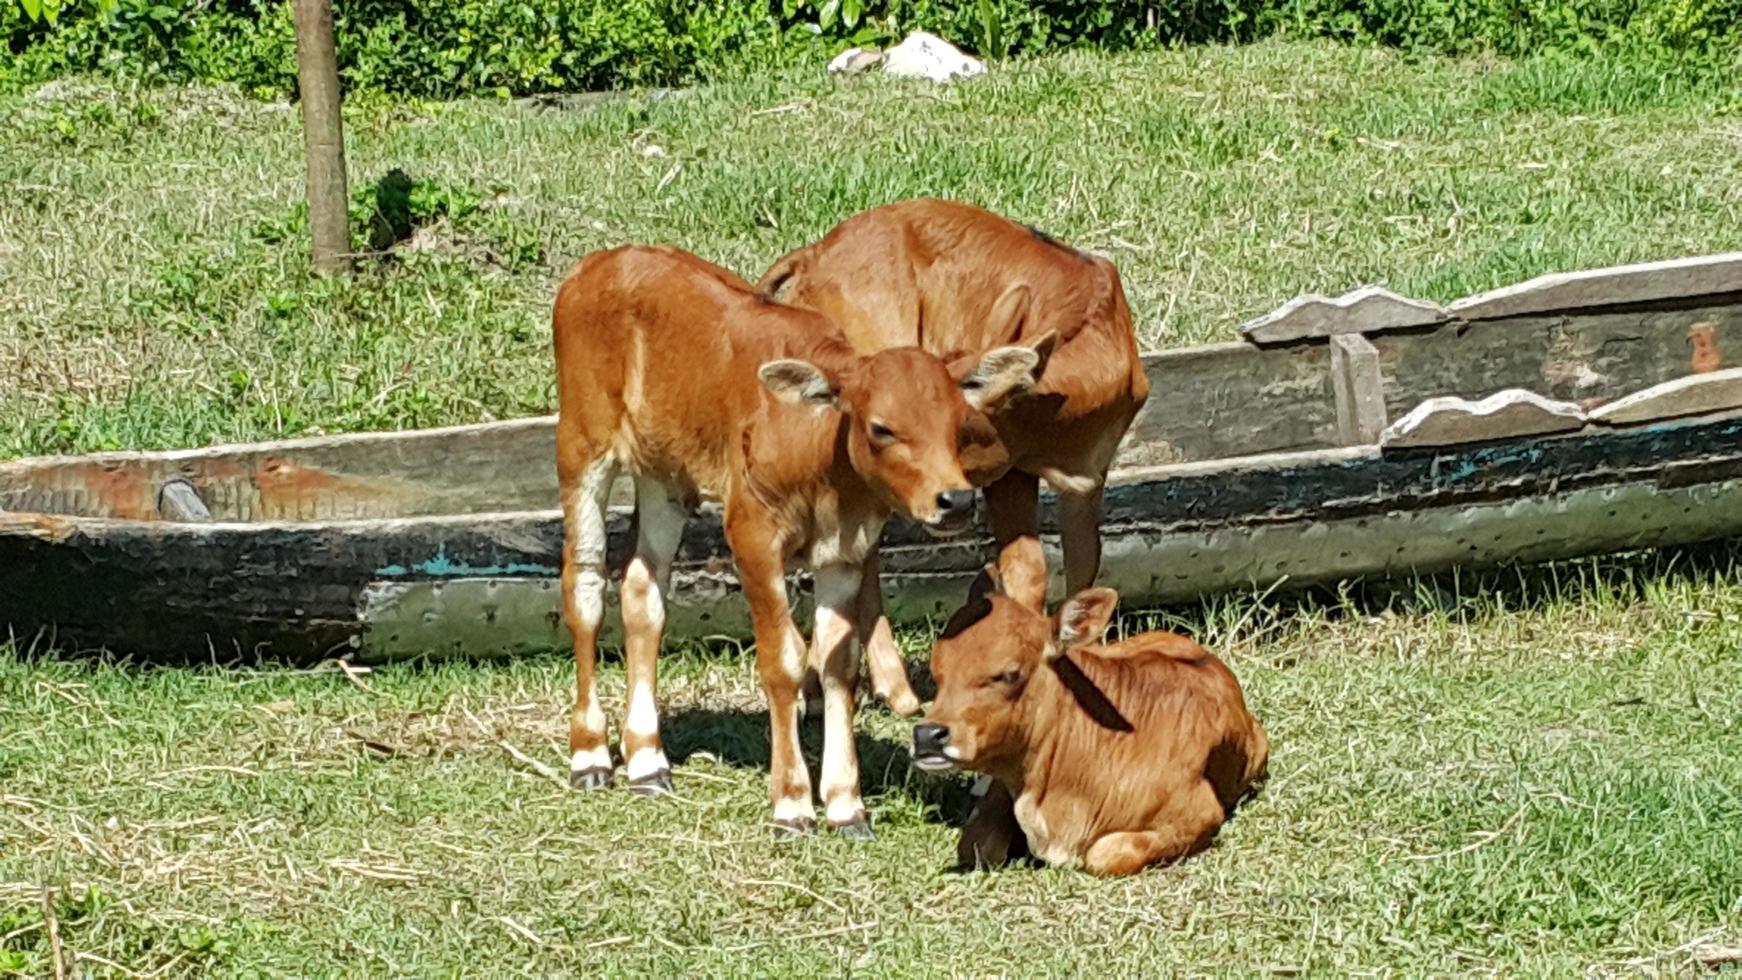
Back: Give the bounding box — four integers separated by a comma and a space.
5, 39, 1742, 976
3, 551, 1741, 975
2, 41, 1740, 457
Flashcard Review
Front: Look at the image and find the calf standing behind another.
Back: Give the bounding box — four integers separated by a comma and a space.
553, 246, 1042, 835
912, 571, 1269, 875
761, 199, 1151, 715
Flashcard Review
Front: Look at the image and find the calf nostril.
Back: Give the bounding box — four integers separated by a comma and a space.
936, 489, 974, 513
913, 723, 950, 750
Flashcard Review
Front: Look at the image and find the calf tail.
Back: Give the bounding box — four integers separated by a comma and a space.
1241, 719, 1271, 803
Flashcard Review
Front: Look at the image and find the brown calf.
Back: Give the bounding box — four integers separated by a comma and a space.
553, 245, 1041, 834
911, 571, 1269, 875
760, 199, 1150, 714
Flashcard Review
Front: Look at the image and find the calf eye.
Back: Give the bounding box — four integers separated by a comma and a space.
992, 668, 1022, 686
868, 421, 898, 443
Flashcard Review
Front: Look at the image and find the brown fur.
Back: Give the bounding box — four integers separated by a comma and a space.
760, 199, 1150, 713
553, 245, 1039, 833
916, 574, 1268, 875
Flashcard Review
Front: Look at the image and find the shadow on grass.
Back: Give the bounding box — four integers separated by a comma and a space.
661, 705, 978, 828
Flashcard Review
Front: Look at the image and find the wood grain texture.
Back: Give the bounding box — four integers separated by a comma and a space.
1450, 253, 1742, 320
1240, 285, 1447, 344
1380, 390, 1585, 449
1589, 367, 1742, 425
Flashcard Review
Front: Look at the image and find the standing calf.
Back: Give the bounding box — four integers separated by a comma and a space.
553, 245, 1041, 835
912, 571, 1269, 875
761, 199, 1150, 714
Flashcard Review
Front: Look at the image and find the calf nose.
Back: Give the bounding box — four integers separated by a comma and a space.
936, 489, 975, 514
912, 723, 951, 755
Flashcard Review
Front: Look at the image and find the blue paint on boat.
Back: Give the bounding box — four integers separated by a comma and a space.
375, 545, 558, 579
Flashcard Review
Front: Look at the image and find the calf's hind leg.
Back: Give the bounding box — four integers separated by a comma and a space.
1082, 783, 1223, 876
618, 476, 687, 796
561, 453, 618, 790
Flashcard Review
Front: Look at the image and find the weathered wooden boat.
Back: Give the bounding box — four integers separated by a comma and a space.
4, 253, 1741, 663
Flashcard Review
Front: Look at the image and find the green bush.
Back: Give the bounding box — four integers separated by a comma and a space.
3, 0, 1737, 98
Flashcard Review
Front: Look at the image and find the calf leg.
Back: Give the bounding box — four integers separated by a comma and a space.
1082, 784, 1222, 876
619, 477, 686, 797
1056, 484, 1105, 596
858, 550, 920, 717
814, 564, 873, 837
561, 454, 618, 790
731, 524, 816, 835
956, 779, 1023, 870
983, 469, 1046, 610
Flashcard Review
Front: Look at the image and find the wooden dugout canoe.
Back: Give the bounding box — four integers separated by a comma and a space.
3, 253, 1741, 663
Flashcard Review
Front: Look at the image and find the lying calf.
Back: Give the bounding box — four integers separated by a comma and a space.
912, 571, 1269, 875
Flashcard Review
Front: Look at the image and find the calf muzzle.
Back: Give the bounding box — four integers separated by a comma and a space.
911, 723, 956, 771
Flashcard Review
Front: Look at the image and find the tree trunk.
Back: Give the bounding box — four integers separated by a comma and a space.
291, 0, 350, 274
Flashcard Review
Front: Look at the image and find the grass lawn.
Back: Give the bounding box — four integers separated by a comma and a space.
4, 38, 1742, 976
2, 41, 1740, 457
3, 553, 1741, 975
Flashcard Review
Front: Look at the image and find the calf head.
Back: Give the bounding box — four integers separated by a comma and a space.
913, 568, 1119, 773
759, 345, 1042, 535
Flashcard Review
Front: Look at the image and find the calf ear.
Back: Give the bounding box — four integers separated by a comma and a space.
759, 359, 839, 409
942, 563, 1004, 639
958, 344, 1043, 411
966, 562, 1004, 605
1051, 587, 1118, 655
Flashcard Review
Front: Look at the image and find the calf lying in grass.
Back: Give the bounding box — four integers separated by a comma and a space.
912, 571, 1269, 875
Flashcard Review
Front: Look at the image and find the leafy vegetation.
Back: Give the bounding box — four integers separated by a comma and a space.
3, 0, 1738, 98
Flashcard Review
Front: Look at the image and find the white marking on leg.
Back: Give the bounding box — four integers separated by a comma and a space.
582, 690, 607, 740
568, 457, 616, 631
773, 794, 816, 824
780, 625, 806, 683
814, 564, 865, 824
625, 682, 659, 740
569, 746, 611, 773
625, 745, 669, 781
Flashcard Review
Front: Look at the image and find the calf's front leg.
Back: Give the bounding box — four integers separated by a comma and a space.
814, 563, 873, 837
957, 779, 1024, 870
857, 549, 921, 717
730, 522, 816, 835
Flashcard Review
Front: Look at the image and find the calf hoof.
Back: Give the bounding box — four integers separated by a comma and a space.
570, 766, 613, 791
829, 816, 875, 840
628, 770, 674, 798
772, 817, 817, 839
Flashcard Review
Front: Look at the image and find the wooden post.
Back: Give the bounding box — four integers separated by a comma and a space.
1330, 334, 1388, 445
292, 0, 350, 274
